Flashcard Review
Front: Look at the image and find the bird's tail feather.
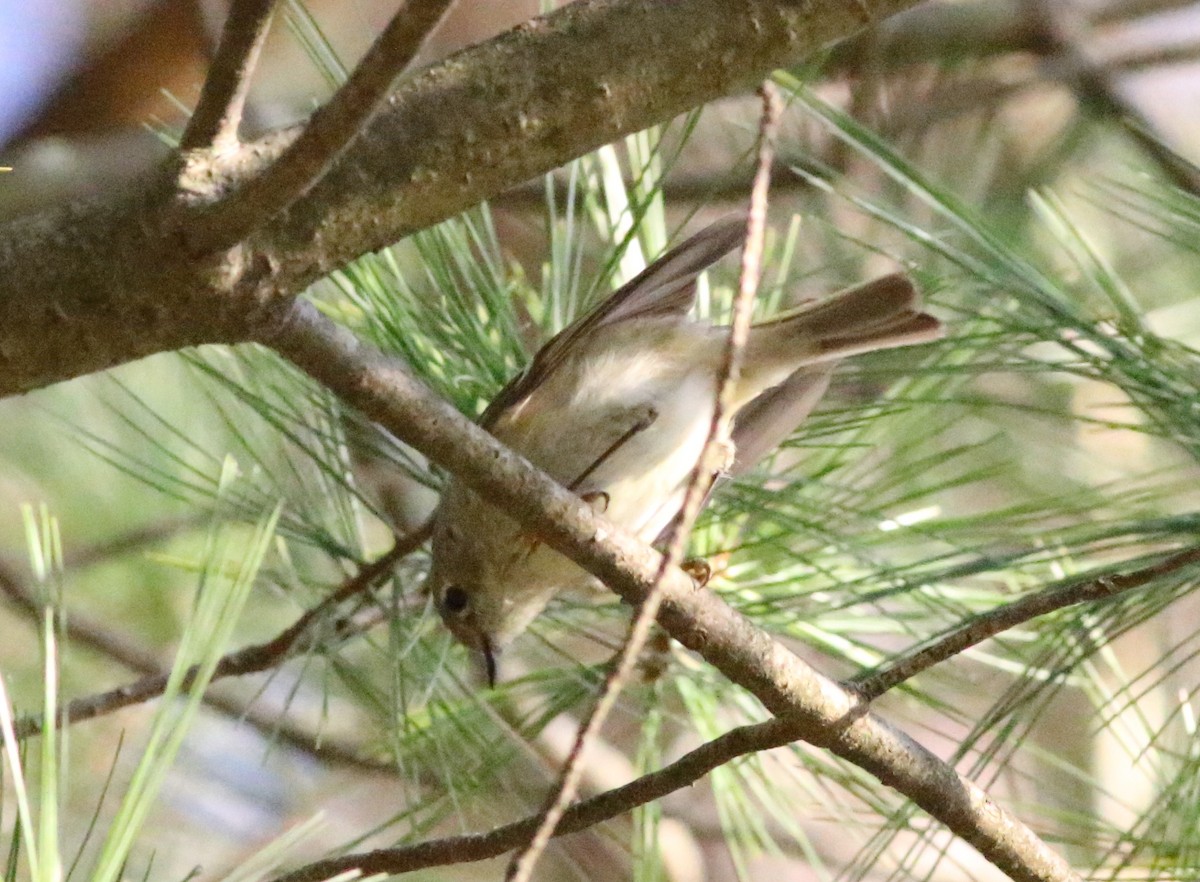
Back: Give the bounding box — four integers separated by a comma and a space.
740, 273, 941, 397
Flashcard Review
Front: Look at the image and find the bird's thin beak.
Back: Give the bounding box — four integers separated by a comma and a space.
482, 635, 498, 688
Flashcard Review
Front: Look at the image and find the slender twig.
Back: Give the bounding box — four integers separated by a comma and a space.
184, 0, 458, 252
268, 213, 1079, 882
820, 0, 1200, 79
12, 524, 430, 738
5, 518, 393, 768
1093, 36, 1200, 75
505, 82, 783, 882
237, 701, 401, 772
179, 0, 279, 151
1, 551, 401, 770
852, 545, 1200, 700
270, 716, 805, 882
1033, 0, 1200, 196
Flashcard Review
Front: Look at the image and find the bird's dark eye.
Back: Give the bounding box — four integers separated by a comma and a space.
442, 585, 470, 616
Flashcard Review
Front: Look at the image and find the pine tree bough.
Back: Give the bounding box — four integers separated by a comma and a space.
0, 1, 1086, 881
265, 300, 1080, 882
0, 0, 922, 397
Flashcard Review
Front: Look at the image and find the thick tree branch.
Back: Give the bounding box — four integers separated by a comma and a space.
183, 0, 458, 252
0, 0, 921, 399
264, 300, 1080, 882
179, 0, 279, 152
260, 0, 919, 289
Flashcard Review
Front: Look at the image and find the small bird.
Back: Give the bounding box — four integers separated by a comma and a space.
428, 217, 942, 682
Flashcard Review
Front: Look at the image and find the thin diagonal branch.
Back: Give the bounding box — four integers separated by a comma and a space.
62, 515, 207, 570
0, 0, 927, 399
271, 716, 805, 882
183, 0, 458, 252
179, 0, 279, 152
1092, 0, 1197, 26
852, 545, 1200, 700
506, 82, 783, 882
266, 299, 1079, 882
0, 550, 401, 770
12, 525, 429, 738
1033, 0, 1200, 196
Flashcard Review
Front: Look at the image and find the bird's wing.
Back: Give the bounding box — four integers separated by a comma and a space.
481, 218, 744, 428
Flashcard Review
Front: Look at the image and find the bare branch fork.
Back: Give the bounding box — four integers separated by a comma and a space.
179, 0, 279, 153
0, 0, 924, 398
180, 0, 459, 253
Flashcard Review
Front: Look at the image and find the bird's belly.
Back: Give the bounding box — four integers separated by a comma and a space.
585, 371, 715, 539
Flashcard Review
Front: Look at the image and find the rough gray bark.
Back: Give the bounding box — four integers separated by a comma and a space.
0, 0, 921, 397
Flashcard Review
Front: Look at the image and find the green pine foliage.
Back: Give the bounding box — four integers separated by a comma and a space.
4, 14, 1200, 882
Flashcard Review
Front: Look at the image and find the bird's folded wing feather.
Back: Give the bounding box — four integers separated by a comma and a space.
481, 218, 744, 428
